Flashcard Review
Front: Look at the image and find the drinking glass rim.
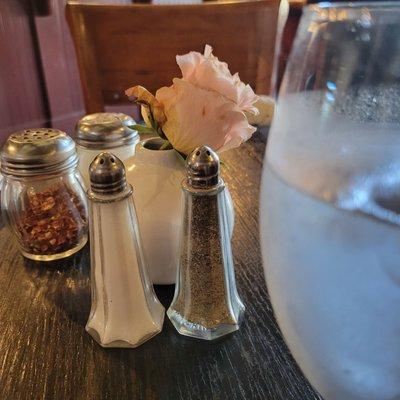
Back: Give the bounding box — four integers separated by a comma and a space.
304, 1, 400, 20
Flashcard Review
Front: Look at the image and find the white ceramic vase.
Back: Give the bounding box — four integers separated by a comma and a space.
125, 137, 234, 284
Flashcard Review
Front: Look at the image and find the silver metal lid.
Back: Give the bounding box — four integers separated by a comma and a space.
186, 146, 220, 189
1, 128, 78, 177
89, 152, 132, 199
75, 113, 138, 149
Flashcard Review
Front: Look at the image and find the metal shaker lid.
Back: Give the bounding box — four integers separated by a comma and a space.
1, 128, 78, 177
89, 152, 132, 200
75, 113, 138, 149
186, 146, 221, 189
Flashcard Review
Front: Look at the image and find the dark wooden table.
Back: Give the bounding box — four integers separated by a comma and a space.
0, 131, 322, 400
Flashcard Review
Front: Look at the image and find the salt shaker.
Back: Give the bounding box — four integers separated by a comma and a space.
86, 152, 164, 348
75, 113, 139, 186
167, 146, 245, 340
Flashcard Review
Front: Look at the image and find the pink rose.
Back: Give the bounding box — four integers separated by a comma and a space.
156, 79, 256, 156
155, 45, 258, 155
177, 45, 258, 114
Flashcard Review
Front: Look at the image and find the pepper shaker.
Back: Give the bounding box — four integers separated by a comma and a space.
86, 152, 164, 348
167, 146, 245, 340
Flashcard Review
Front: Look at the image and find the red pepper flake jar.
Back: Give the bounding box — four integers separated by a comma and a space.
1, 128, 88, 261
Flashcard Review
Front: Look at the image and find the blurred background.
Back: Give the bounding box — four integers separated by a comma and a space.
0, 0, 306, 142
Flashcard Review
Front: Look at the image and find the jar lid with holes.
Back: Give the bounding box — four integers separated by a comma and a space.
1, 128, 78, 177
75, 113, 138, 149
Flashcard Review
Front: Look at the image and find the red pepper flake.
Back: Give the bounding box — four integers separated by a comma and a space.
17, 185, 87, 255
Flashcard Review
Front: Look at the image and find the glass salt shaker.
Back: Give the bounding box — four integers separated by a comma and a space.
167, 145, 245, 340
75, 113, 139, 186
86, 152, 164, 348
1, 129, 88, 261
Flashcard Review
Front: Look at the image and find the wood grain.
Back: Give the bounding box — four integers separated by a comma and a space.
66, 0, 280, 114
0, 131, 323, 400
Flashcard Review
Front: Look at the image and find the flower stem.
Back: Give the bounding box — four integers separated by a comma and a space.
159, 140, 173, 150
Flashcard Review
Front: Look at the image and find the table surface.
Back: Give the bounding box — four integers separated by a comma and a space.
0, 131, 322, 400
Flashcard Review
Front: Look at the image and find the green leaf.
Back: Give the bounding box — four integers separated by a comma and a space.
148, 109, 157, 129
157, 127, 167, 140
158, 140, 172, 151
129, 124, 157, 135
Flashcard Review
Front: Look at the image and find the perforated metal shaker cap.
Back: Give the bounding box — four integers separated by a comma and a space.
89, 152, 131, 197
186, 145, 220, 189
1, 128, 78, 177
75, 113, 138, 149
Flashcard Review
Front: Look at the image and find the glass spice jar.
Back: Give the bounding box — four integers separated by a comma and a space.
75, 113, 139, 187
167, 146, 244, 340
1, 128, 88, 261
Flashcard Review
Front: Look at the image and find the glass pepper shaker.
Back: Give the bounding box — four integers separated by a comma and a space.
167, 146, 245, 340
86, 152, 164, 348
1, 129, 88, 261
75, 112, 139, 186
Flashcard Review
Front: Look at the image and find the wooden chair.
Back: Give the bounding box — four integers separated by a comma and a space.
66, 0, 280, 114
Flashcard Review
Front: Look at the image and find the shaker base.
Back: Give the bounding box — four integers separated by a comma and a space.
21, 236, 88, 262
167, 308, 244, 341
86, 325, 163, 348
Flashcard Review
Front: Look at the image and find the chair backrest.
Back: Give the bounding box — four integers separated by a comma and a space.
66, 0, 280, 114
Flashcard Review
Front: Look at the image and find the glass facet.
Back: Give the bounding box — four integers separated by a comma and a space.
86, 195, 164, 348
168, 185, 244, 340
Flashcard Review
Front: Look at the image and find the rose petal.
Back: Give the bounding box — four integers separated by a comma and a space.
125, 85, 166, 126
156, 79, 256, 155
176, 45, 259, 114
